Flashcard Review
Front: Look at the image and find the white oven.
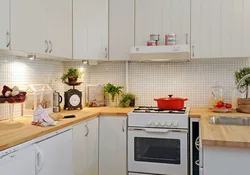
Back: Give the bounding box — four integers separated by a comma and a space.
128, 127, 188, 175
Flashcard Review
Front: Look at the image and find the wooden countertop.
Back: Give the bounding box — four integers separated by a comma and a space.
0, 107, 134, 151
190, 108, 250, 148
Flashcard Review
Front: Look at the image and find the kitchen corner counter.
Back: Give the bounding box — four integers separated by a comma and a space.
190, 108, 250, 148
0, 107, 134, 151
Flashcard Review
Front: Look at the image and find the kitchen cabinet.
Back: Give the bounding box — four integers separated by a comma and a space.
0, 0, 10, 50
11, 0, 72, 58
109, 0, 134, 60
99, 116, 127, 175
203, 146, 250, 175
135, 0, 190, 46
73, 0, 108, 60
73, 117, 99, 175
0, 145, 36, 175
35, 129, 73, 175
46, 0, 72, 58
190, 118, 201, 175
11, 0, 46, 54
191, 0, 250, 59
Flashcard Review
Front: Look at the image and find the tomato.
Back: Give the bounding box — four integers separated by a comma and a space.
217, 101, 223, 107
220, 106, 226, 109
214, 105, 220, 109
225, 103, 232, 109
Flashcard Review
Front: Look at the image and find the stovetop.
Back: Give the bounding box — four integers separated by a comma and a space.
133, 106, 186, 114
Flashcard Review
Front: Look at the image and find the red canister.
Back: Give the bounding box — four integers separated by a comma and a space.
165, 34, 176, 45
147, 40, 157, 46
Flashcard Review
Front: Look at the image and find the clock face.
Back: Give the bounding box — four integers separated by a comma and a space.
69, 94, 81, 107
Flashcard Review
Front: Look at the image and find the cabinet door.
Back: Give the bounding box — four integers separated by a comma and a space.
86, 118, 99, 175
36, 130, 73, 175
109, 0, 134, 60
0, 0, 10, 50
99, 116, 127, 175
73, 121, 87, 175
191, 0, 250, 59
46, 0, 72, 58
0, 145, 36, 175
73, 0, 108, 60
135, 0, 190, 46
11, 0, 46, 54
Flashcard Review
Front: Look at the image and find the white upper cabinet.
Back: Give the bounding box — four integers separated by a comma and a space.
191, 0, 250, 59
109, 0, 134, 60
73, 0, 108, 60
0, 0, 10, 50
11, 0, 46, 54
11, 0, 72, 58
135, 0, 190, 46
46, 0, 72, 58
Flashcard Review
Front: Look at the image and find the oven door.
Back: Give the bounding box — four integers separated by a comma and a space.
128, 127, 188, 175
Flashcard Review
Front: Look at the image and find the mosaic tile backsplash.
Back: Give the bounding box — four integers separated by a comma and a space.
0, 54, 249, 120
68, 59, 250, 108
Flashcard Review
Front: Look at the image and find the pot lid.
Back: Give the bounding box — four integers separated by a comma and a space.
155, 95, 188, 101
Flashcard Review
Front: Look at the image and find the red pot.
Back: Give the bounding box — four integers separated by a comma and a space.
154, 95, 188, 110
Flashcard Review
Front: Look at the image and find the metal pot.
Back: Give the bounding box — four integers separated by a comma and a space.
154, 95, 188, 110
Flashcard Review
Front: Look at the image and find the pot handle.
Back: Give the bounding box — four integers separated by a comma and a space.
183, 98, 188, 101
168, 95, 173, 98
59, 95, 63, 103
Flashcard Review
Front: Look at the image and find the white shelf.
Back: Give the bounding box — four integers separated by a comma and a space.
130, 45, 190, 62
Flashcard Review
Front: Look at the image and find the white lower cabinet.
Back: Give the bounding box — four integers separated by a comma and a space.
203, 146, 250, 175
73, 117, 99, 175
0, 145, 36, 175
99, 116, 127, 175
35, 129, 73, 175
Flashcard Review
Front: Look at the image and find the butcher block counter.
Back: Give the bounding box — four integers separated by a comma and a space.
0, 107, 134, 151
190, 108, 250, 148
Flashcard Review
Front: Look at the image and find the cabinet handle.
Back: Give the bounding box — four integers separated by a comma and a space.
49, 40, 53, 53
35, 147, 44, 174
85, 125, 89, 137
192, 45, 195, 57
105, 48, 108, 59
195, 137, 200, 151
6, 31, 10, 48
186, 33, 188, 45
122, 120, 125, 132
45, 40, 48, 53
195, 160, 200, 166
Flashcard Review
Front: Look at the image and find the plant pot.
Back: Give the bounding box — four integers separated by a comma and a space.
237, 98, 250, 113
68, 76, 78, 84
129, 99, 135, 107
109, 95, 118, 107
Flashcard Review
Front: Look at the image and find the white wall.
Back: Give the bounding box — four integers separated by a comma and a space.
0, 54, 248, 120
67, 59, 249, 108
0, 55, 64, 120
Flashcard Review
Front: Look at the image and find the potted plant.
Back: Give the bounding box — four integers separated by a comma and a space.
104, 83, 123, 107
235, 67, 250, 113
61, 68, 83, 83
119, 93, 135, 107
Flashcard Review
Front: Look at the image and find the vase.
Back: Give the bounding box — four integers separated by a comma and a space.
109, 95, 118, 107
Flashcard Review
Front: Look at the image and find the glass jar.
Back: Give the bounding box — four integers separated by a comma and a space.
209, 86, 224, 108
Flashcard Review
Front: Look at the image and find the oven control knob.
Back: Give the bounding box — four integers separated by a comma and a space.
154, 120, 160, 126
166, 121, 171, 126
160, 121, 166, 126
173, 121, 179, 127
147, 120, 152, 126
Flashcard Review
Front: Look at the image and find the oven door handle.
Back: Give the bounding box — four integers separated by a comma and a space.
129, 127, 188, 133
